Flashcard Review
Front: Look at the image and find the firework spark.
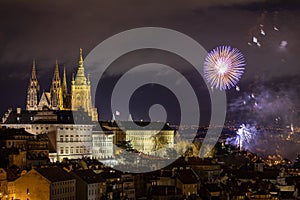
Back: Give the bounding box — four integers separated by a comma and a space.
203, 46, 246, 90
236, 124, 256, 149
226, 124, 257, 150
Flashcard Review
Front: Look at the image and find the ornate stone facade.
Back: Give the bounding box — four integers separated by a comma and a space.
26, 48, 98, 121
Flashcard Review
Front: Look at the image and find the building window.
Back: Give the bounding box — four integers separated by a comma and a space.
70, 147, 74, 154
65, 147, 69, 154
60, 147, 64, 154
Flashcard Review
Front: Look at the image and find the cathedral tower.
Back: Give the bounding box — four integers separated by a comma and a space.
50, 60, 63, 110
26, 60, 40, 110
71, 48, 98, 121
61, 67, 71, 110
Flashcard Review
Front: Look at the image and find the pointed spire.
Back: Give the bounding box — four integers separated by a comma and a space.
31, 59, 37, 80
53, 59, 60, 81
74, 48, 87, 85
79, 48, 83, 68
27, 59, 39, 110
62, 67, 68, 94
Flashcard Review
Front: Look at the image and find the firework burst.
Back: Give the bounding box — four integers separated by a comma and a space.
204, 46, 246, 90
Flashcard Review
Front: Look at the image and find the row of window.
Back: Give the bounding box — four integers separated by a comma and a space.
93, 137, 112, 141
88, 187, 103, 196
94, 149, 113, 154
24, 126, 92, 131
59, 135, 91, 142
93, 142, 112, 146
59, 127, 92, 131
59, 146, 91, 155
52, 186, 75, 195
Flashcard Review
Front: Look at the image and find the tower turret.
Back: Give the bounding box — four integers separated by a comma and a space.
71, 48, 98, 121
74, 48, 87, 85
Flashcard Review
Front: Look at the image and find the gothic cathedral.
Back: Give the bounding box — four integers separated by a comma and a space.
26, 48, 98, 121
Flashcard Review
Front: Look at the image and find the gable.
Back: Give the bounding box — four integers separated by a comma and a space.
38, 92, 51, 109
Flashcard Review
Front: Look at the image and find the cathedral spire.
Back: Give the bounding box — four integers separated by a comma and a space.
50, 60, 62, 110
31, 59, 37, 80
75, 48, 87, 85
26, 59, 40, 110
62, 67, 68, 94
53, 59, 60, 81
79, 48, 83, 68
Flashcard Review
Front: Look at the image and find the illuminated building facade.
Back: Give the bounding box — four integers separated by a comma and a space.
26, 48, 98, 121
14, 167, 76, 200
101, 121, 175, 156
0, 127, 49, 168
2, 108, 94, 162
92, 124, 114, 160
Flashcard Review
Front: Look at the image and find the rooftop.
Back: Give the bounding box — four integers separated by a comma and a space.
35, 167, 75, 182
72, 169, 105, 184
2, 108, 93, 125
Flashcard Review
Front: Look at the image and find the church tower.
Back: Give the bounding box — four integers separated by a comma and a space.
61, 67, 71, 110
50, 60, 63, 110
71, 48, 98, 121
26, 60, 40, 110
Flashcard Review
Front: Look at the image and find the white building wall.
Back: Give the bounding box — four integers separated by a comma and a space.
56, 125, 93, 162
92, 131, 114, 159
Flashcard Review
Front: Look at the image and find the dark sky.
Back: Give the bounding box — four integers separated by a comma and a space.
0, 0, 299, 125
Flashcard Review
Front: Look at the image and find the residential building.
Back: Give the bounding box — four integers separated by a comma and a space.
14, 167, 76, 200
71, 169, 106, 200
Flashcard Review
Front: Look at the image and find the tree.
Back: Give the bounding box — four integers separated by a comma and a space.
152, 134, 168, 151
116, 140, 134, 151
116, 140, 137, 165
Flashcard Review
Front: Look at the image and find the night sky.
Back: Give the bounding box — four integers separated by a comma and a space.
0, 0, 300, 126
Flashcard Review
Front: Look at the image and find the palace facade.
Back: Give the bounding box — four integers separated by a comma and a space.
1, 49, 175, 162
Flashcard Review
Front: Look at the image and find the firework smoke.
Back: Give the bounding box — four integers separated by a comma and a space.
227, 80, 300, 160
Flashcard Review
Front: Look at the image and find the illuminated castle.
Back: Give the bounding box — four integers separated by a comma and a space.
26, 48, 98, 121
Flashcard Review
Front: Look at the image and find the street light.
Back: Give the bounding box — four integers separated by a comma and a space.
0, 193, 8, 200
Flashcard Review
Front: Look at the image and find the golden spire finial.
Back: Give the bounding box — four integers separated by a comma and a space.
79, 48, 83, 67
